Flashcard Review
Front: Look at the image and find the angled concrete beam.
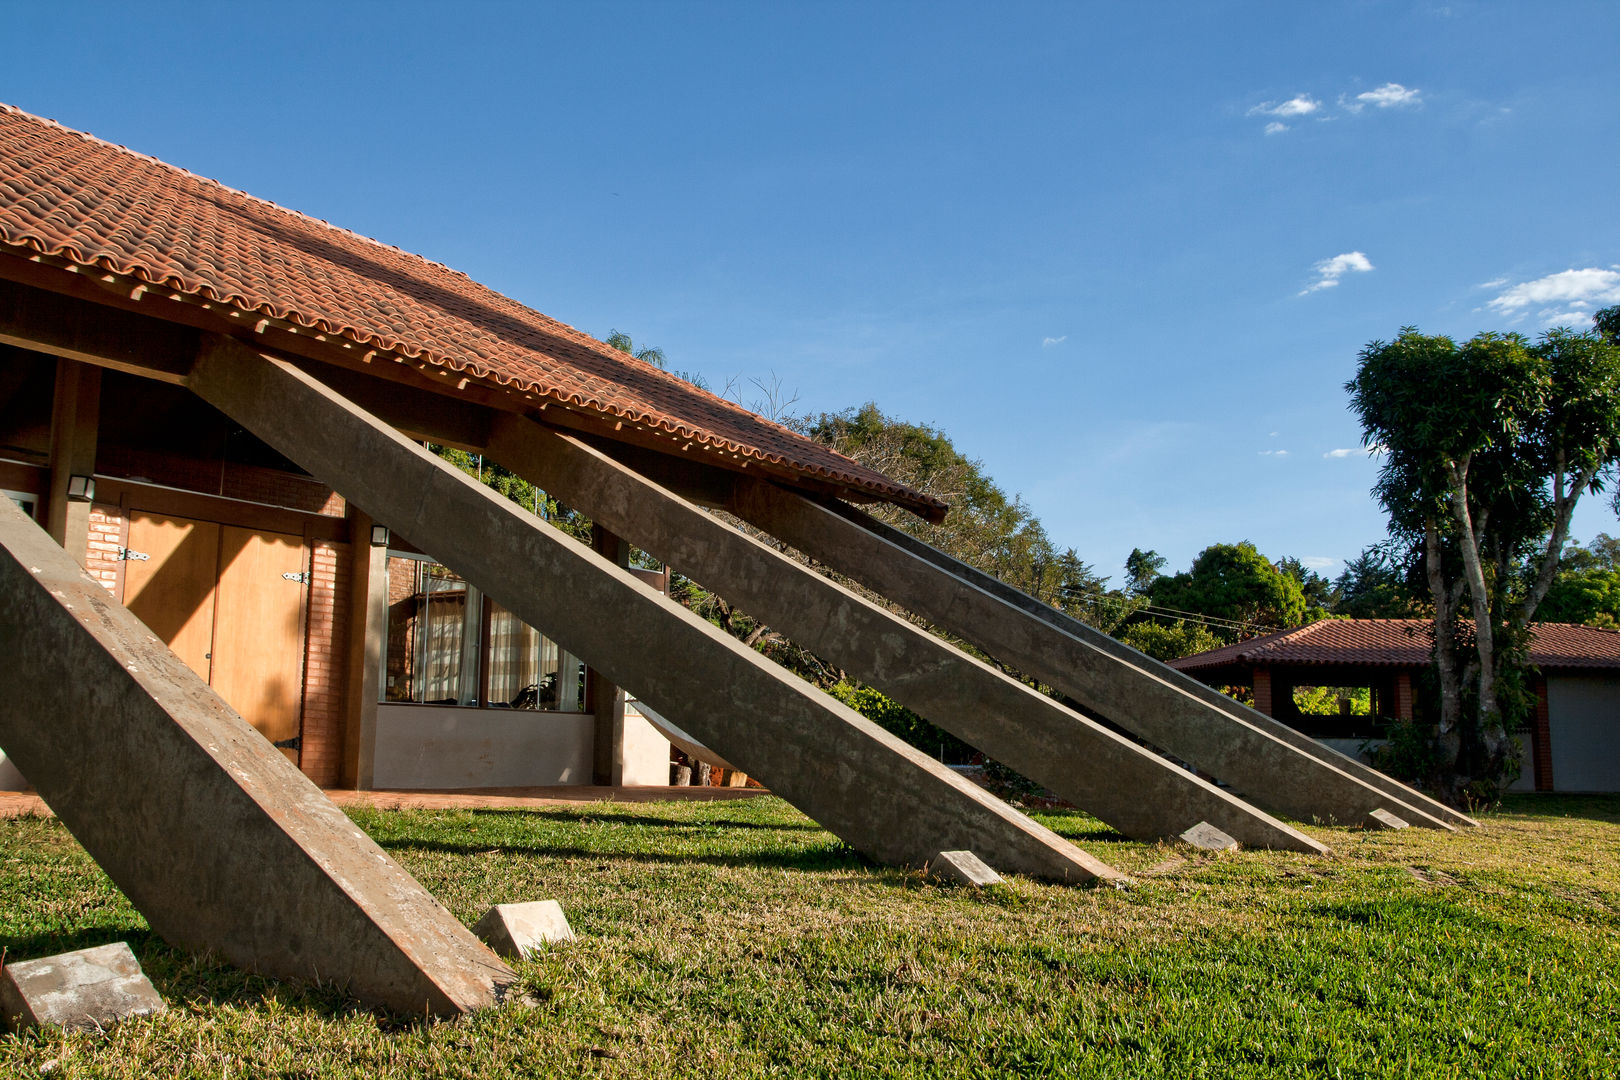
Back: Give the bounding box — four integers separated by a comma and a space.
726, 482, 1465, 831
0, 497, 516, 1016
483, 418, 1326, 853
187, 340, 1123, 885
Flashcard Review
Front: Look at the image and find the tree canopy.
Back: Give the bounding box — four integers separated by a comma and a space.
1347, 323, 1620, 796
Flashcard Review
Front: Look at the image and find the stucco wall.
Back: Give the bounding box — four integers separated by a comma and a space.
371, 705, 594, 789
1546, 672, 1620, 793
620, 707, 673, 787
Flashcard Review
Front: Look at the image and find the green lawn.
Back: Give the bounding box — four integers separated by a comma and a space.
1, 794, 1617, 1078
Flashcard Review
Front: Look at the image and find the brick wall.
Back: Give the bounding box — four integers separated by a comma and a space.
298, 539, 351, 787
84, 504, 125, 594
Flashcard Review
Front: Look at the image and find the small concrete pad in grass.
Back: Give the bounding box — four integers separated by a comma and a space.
1179, 821, 1239, 851
930, 850, 1003, 887
0, 942, 165, 1032
474, 901, 577, 959
1367, 808, 1410, 830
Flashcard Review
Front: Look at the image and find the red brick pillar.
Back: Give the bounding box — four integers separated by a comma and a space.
1252, 666, 1273, 716
1531, 675, 1554, 792
1394, 671, 1415, 721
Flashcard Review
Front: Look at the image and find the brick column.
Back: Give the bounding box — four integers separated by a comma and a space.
1394, 670, 1415, 721
1252, 666, 1273, 716
1532, 674, 1554, 792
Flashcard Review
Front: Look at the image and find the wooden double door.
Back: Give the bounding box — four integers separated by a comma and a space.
122, 511, 309, 763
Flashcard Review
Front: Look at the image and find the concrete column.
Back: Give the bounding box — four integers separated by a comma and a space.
724, 480, 1462, 830
0, 496, 516, 1016
591, 525, 630, 786
342, 510, 389, 789
45, 359, 100, 567
188, 341, 1123, 885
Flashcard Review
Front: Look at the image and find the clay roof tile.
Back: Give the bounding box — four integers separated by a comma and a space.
0, 104, 946, 519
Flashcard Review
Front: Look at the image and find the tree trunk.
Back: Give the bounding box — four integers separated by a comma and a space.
1425, 518, 1464, 781
1444, 459, 1500, 748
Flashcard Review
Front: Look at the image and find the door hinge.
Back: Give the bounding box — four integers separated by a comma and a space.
117, 547, 150, 562
272, 736, 301, 751
282, 571, 311, 584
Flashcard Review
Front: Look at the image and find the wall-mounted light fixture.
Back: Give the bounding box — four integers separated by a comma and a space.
65, 475, 95, 502
370, 525, 391, 547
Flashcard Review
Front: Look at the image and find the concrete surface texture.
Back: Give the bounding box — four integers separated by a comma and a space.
0, 495, 517, 1016
1367, 808, 1410, 830
474, 901, 577, 959
728, 483, 1463, 831
188, 341, 1125, 886
0, 943, 165, 1032
1179, 822, 1240, 851
482, 419, 1326, 855
930, 851, 1004, 887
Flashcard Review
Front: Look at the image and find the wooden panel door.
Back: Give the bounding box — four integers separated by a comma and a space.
211, 526, 308, 760
123, 512, 221, 682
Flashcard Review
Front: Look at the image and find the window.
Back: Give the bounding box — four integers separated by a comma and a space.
383, 554, 585, 711
3, 490, 38, 519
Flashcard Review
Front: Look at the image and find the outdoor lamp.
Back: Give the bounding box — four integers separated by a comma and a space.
370, 524, 391, 547
65, 475, 95, 502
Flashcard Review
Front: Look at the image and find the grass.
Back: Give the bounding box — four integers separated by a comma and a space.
1, 794, 1617, 1078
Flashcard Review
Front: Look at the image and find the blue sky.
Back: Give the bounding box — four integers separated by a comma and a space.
6, 2, 1619, 583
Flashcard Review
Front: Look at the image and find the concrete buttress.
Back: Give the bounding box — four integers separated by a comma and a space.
482, 418, 1327, 854
186, 340, 1124, 885
0, 497, 517, 1016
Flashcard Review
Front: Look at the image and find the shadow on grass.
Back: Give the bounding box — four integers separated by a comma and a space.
1496, 793, 1620, 824
374, 836, 875, 874
417, 807, 829, 833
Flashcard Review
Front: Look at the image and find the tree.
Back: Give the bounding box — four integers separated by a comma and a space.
1124, 548, 1167, 595
1347, 325, 1620, 795
1277, 556, 1339, 615
1118, 619, 1225, 662
1145, 542, 1310, 641
1538, 534, 1620, 628
1333, 544, 1425, 619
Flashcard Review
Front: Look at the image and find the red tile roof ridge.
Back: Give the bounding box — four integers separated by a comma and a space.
0, 102, 468, 277
1170, 617, 1620, 672
0, 103, 947, 517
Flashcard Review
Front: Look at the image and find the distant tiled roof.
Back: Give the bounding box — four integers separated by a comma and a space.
1169, 618, 1620, 673
0, 104, 947, 520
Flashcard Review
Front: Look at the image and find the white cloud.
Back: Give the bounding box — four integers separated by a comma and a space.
1325, 444, 1386, 459
1486, 268, 1620, 326
1476, 277, 1509, 290
1300, 251, 1374, 295
1041, 335, 1067, 347
1249, 95, 1321, 119
1263, 121, 1289, 136
1324, 448, 1359, 458
1258, 449, 1289, 457
1301, 556, 1336, 570
1356, 83, 1422, 109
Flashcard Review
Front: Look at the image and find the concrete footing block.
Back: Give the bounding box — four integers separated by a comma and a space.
1179, 821, 1239, 851
0, 942, 165, 1032
930, 850, 1003, 887
1367, 808, 1410, 830
474, 901, 577, 959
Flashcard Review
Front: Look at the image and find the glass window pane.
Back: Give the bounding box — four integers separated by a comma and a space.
383, 557, 480, 706
487, 598, 587, 712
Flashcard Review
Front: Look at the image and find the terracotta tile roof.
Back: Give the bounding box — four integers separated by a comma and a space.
1169, 619, 1620, 673
0, 104, 946, 520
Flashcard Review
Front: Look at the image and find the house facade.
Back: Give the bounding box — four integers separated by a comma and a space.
1169, 618, 1620, 794
0, 104, 942, 795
